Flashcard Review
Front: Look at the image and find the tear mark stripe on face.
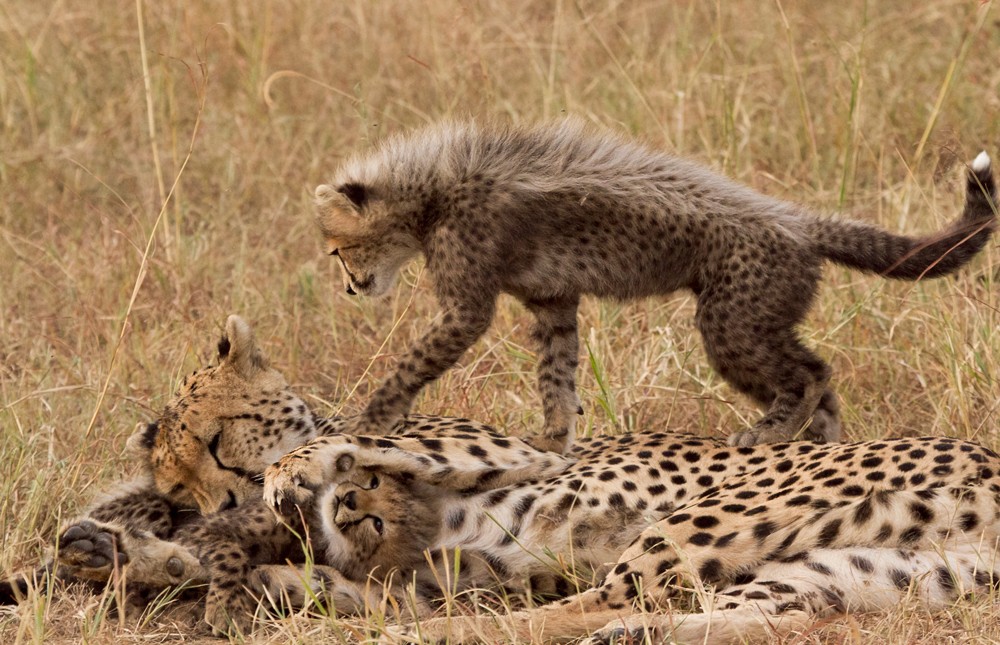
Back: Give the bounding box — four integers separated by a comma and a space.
206, 430, 258, 482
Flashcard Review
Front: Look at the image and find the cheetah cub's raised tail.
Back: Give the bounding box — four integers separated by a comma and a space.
314, 119, 997, 452
807, 151, 996, 281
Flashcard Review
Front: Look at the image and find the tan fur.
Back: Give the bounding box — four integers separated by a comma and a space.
359, 435, 1000, 644
2, 316, 576, 635
317, 121, 996, 451
268, 418, 1000, 644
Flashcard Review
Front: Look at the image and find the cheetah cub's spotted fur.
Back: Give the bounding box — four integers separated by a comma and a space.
316, 122, 996, 451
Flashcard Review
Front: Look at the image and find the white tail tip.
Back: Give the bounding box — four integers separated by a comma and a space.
972, 151, 991, 173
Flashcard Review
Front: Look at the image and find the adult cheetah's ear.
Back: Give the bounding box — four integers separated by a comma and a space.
221, 315, 269, 379
125, 421, 158, 457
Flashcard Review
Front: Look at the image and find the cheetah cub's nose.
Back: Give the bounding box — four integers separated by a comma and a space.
342, 490, 357, 511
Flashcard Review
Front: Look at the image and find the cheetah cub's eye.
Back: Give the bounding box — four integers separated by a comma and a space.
371, 517, 384, 534
369, 474, 380, 490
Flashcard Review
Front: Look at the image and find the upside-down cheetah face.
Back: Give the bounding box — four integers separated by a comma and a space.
314, 183, 421, 297
317, 468, 444, 580
125, 316, 319, 514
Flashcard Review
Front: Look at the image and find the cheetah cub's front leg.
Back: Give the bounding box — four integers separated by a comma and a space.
344, 298, 496, 437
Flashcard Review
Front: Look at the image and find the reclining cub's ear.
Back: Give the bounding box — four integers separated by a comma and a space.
220, 315, 269, 379
125, 421, 159, 457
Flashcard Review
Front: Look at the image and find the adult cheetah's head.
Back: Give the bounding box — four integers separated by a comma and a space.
313, 182, 421, 298
126, 315, 319, 514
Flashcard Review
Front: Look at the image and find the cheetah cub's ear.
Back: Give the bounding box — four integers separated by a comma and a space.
314, 183, 366, 252
219, 314, 269, 380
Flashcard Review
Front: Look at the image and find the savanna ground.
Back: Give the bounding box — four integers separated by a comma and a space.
1, 1, 998, 643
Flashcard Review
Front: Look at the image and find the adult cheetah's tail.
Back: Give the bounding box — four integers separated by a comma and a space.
808, 152, 996, 280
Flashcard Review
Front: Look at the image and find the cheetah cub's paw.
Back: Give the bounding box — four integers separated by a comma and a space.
727, 427, 790, 447
56, 520, 129, 579
263, 439, 359, 517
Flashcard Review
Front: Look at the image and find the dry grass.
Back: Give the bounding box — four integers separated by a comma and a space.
1, 0, 998, 642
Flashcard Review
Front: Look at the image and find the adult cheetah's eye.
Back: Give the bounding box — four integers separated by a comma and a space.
371, 517, 384, 534
369, 475, 380, 490
329, 248, 339, 256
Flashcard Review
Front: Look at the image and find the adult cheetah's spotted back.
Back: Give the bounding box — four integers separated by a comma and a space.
267, 416, 1000, 643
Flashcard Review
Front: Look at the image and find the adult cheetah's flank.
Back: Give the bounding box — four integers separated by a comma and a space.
266, 415, 1000, 645
315, 120, 996, 452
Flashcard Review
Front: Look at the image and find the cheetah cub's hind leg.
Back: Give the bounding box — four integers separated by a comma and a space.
694, 249, 837, 447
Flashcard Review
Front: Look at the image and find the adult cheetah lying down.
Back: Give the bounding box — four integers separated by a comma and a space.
5, 315, 999, 644
267, 407, 1000, 640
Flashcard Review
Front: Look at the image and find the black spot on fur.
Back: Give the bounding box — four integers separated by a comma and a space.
936, 566, 956, 592
849, 555, 874, 573
766, 582, 797, 594
806, 560, 833, 576
752, 521, 776, 543
899, 526, 924, 545
693, 516, 720, 529
817, 519, 842, 547
959, 512, 980, 532
909, 502, 934, 523
890, 569, 912, 590
698, 558, 723, 581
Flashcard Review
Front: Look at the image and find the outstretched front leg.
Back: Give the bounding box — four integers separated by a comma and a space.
263, 431, 574, 517
56, 519, 206, 588
174, 501, 304, 636
345, 296, 496, 436
2, 485, 202, 604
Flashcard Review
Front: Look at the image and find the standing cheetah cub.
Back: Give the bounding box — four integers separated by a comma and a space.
315, 120, 996, 451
